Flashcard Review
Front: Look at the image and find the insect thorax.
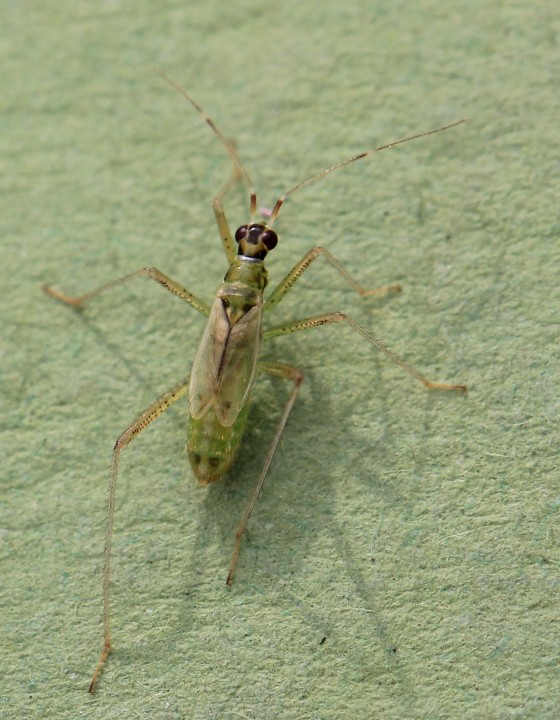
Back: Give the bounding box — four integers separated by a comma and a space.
223, 256, 268, 291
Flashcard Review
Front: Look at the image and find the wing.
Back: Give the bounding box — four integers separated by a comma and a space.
189, 298, 230, 420
189, 298, 262, 427
215, 303, 262, 426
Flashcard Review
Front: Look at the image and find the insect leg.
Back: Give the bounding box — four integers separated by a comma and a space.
213, 197, 236, 263
264, 313, 467, 392
43, 267, 211, 316
89, 377, 190, 693
226, 361, 304, 585
266, 246, 401, 311
213, 151, 244, 263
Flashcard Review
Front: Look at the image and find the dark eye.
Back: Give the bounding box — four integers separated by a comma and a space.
262, 229, 278, 250
235, 225, 248, 242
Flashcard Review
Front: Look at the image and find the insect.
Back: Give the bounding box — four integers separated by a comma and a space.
44, 73, 466, 691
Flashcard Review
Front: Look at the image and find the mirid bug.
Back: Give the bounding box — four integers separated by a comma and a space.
44, 73, 466, 691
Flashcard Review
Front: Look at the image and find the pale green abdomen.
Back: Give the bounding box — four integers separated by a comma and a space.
187, 402, 251, 485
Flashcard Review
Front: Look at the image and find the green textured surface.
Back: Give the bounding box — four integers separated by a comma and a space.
2, 1, 559, 718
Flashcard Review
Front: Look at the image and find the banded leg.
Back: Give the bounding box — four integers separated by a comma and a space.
266, 246, 401, 311
264, 313, 467, 392
43, 267, 210, 316
89, 377, 190, 693
226, 361, 304, 585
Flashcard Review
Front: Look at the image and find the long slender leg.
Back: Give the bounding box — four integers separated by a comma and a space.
226, 361, 304, 585
213, 152, 243, 263
43, 267, 211, 316
266, 246, 401, 311
89, 377, 190, 693
213, 198, 237, 264
264, 313, 467, 392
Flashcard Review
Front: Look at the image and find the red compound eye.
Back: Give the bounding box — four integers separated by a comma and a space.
261, 229, 278, 250
235, 225, 248, 242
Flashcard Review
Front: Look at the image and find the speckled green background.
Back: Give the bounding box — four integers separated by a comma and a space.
2, 1, 559, 718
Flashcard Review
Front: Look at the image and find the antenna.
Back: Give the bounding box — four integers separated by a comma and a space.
267, 119, 465, 223
155, 69, 258, 218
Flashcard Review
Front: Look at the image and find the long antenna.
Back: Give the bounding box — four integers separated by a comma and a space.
267, 119, 465, 223
156, 70, 464, 228
155, 69, 257, 216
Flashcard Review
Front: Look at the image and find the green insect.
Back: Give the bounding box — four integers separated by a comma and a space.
44, 73, 466, 691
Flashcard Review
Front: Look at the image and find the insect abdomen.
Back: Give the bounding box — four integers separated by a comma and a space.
187, 402, 250, 485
